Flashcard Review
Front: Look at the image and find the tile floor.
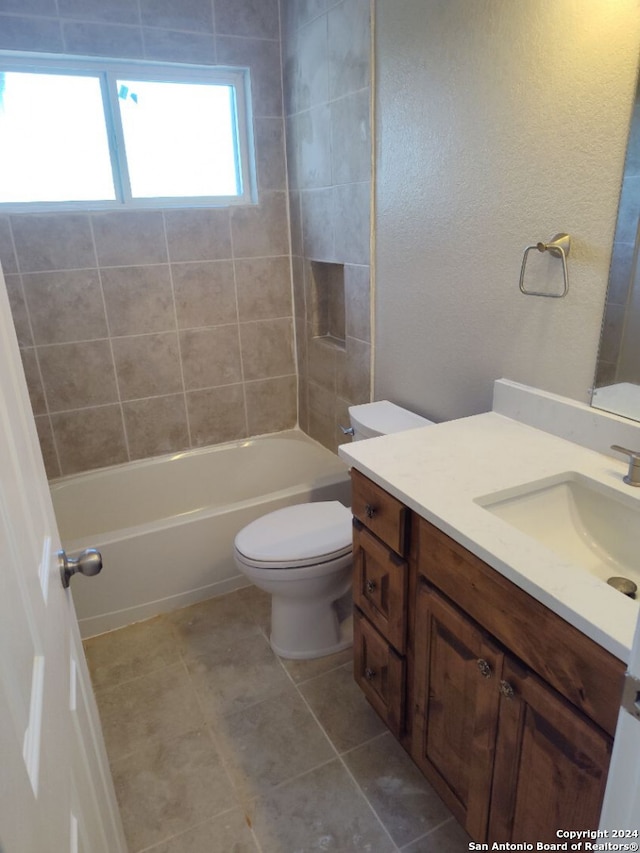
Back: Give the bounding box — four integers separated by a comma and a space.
84, 587, 472, 853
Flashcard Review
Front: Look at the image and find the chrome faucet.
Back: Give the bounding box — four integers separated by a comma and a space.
611, 445, 640, 487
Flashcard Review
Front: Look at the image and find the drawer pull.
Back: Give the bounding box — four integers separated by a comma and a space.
499, 680, 515, 700
365, 503, 376, 519
365, 579, 377, 593
364, 667, 376, 681
477, 658, 492, 678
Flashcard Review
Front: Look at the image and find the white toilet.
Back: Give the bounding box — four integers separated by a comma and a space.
233, 401, 433, 659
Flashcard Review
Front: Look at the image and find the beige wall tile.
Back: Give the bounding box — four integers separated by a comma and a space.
214, 0, 280, 39
51, 404, 127, 474
172, 261, 237, 328
39, 339, 118, 410
62, 20, 144, 56
19, 347, 47, 415
245, 375, 297, 434
344, 263, 370, 342
139, 0, 213, 32
0, 15, 63, 51
5, 275, 32, 347
235, 256, 292, 322
331, 88, 370, 185
92, 211, 167, 266
113, 332, 183, 400
240, 318, 295, 381
333, 181, 370, 265
216, 36, 283, 118
231, 192, 289, 258
23, 269, 108, 344
123, 394, 190, 459
186, 384, 247, 446
11, 213, 95, 272
179, 325, 243, 390
142, 28, 216, 64
164, 209, 232, 262
0, 216, 18, 274
336, 335, 370, 404
34, 415, 61, 479
58, 0, 138, 24
101, 265, 175, 336
307, 334, 336, 391
327, 0, 370, 99
254, 117, 287, 191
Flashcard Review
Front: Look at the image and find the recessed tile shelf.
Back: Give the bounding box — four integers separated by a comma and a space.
310, 261, 346, 350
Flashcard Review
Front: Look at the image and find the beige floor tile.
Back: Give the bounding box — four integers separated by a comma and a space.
400, 818, 472, 852
185, 632, 292, 718
83, 615, 180, 690
112, 728, 237, 853
145, 809, 260, 853
299, 662, 387, 752
212, 686, 335, 799
279, 646, 353, 684
169, 591, 262, 658
95, 663, 205, 761
251, 759, 396, 853
235, 584, 271, 636
343, 731, 454, 848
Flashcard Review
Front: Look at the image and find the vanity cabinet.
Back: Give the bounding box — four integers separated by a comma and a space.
351, 470, 410, 737
349, 470, 627, 843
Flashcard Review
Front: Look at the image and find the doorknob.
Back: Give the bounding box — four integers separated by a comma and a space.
59, 548, 103, 589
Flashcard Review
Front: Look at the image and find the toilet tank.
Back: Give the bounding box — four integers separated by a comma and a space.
348, 400, 433, 441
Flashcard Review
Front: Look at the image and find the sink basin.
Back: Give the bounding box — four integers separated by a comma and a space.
475, 472, 640, 589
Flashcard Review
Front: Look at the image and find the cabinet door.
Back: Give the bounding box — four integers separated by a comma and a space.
353, 524, 408, 652
353, 609, 405, 736
489, 657, 613, 843
412, 583, 503, 839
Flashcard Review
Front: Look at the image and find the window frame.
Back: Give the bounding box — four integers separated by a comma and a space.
0, 51, 257, 212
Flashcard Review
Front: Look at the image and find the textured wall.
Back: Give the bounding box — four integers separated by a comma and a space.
374, 0, 640, 423
282, 0, 372, 453
0, 0, 296, 477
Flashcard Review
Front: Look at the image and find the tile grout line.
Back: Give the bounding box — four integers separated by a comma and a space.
275, 654, 402, 852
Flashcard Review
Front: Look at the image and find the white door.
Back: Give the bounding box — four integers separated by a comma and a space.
600, 612, 640, 830
0, 267, 126, 853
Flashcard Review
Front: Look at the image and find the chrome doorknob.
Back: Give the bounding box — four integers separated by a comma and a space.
59, 548, 103, 589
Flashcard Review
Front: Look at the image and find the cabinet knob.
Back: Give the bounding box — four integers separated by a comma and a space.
364, 667, 376, 681
366, 579, 377, 593
499, 680, 515, 700
364, 503, 376, 519
477, 658, 492, 678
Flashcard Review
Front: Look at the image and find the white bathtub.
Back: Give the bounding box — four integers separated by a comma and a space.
51, 430, 351, 638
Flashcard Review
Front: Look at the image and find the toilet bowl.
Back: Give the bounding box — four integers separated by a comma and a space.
234, 501, 353, 659
233, 401, 433, 659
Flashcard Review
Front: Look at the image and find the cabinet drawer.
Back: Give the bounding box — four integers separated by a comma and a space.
354, 609, 405, 737
353, 524, 408, 652
351, 469, 408, 555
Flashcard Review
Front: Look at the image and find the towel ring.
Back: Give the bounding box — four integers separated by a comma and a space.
519, 233, 570, 298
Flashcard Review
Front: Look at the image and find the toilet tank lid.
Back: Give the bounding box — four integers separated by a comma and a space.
349, 400, 433, 436
234, 501, 352, 563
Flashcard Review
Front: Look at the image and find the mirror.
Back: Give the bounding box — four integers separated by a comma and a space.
592, 79, 640, 421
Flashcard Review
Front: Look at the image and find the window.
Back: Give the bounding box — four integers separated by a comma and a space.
0, 53, 256, 211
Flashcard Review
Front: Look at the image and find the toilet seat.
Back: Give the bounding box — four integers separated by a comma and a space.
234, 501, 352, 569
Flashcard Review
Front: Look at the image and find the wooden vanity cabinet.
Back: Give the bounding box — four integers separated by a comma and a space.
412, 517, 625, 842
349, 472, 627, 843
351, 470, 410, 738
413, 581, 614, 842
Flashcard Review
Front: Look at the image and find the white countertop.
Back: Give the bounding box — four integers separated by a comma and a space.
339, 411, 639, 662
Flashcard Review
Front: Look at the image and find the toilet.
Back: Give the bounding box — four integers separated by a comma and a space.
233, 401, 433, 659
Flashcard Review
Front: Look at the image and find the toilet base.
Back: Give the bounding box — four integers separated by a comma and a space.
269, 595, 353, 660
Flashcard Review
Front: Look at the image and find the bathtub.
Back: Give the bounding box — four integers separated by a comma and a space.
51, 430, 351, 638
